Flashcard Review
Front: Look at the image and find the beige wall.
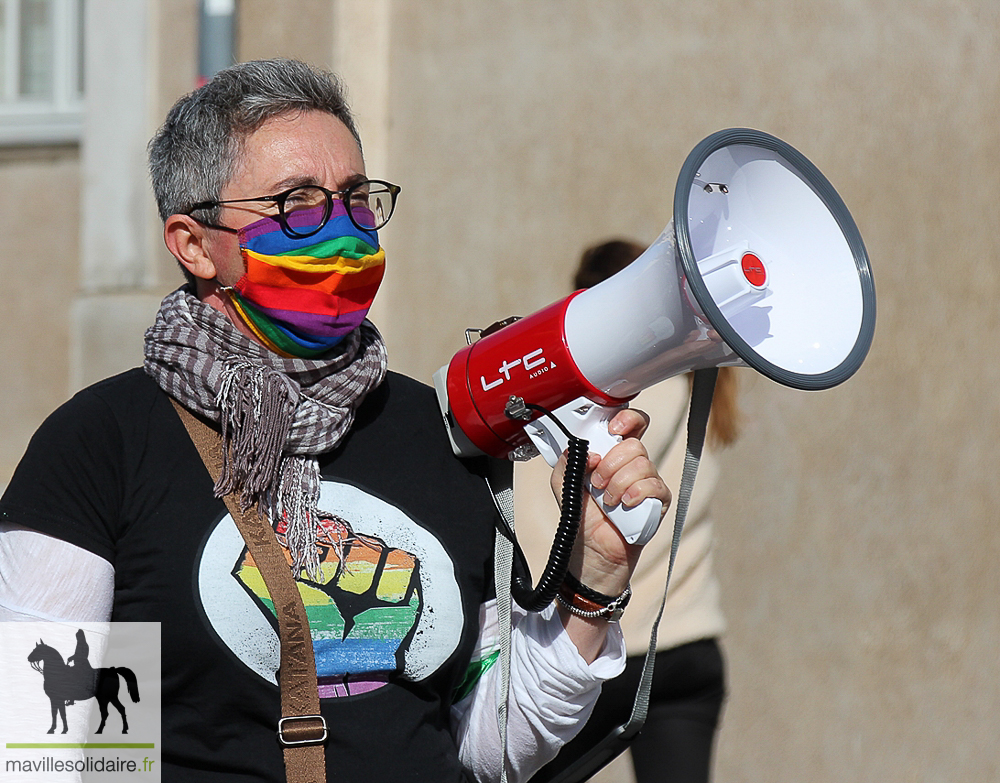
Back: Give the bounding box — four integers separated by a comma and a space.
0, 145, 79, 481
1, 1, 997, 780
237, 0, 334, 66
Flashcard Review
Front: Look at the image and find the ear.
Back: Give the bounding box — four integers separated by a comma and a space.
163, 214, 222, 281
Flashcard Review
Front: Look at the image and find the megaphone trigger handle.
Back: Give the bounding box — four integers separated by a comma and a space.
523, 397, 663, 547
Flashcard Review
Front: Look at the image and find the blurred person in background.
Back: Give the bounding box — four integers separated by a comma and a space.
516, 238, 740, 783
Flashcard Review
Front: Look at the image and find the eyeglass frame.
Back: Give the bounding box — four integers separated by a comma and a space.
183, 179, 401, 238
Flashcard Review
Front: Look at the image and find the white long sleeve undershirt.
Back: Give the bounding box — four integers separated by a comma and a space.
0, 522, 114, 622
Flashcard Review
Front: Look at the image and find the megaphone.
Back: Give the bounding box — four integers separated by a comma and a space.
433, 128, 876, 547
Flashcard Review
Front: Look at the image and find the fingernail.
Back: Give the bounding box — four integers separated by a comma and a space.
591, 472, 607, 490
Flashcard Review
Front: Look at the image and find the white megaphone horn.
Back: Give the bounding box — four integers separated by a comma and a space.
433, 128, 876, 548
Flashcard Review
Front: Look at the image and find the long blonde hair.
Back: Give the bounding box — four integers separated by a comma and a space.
574, 239, 741, 449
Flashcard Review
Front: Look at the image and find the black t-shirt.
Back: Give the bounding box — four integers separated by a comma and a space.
0, 369, 501, 782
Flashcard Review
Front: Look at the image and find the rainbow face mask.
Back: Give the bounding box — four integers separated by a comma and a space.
225, 202, 385, 358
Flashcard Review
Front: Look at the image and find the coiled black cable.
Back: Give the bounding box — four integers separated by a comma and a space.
504, 403, 590, 611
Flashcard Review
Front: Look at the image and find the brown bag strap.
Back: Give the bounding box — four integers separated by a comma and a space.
171, 399, 327, 783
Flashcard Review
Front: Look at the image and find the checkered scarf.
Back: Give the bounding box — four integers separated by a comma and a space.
143, 287, 387, 578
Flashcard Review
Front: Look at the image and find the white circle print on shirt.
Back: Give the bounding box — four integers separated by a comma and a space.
197, 479, 464, 698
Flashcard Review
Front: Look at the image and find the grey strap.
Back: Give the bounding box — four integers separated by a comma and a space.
534, 367, 718, 783
486, 467, 517, 783
623, 367, 717, 733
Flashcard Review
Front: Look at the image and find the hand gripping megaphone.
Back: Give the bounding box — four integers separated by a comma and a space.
433, 128, 876, 547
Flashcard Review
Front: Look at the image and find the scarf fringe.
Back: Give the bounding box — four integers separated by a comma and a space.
215, 359, 298, 511
276, 455, 322, 580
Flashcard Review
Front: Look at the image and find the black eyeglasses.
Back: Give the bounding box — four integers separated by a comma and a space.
185, 179, 401, 238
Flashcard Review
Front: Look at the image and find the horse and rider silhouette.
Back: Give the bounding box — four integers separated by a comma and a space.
27, 629, 140, 735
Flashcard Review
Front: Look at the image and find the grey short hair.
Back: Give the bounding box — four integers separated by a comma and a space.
148, 58, 361, 224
